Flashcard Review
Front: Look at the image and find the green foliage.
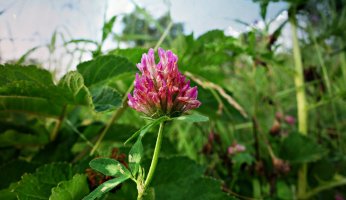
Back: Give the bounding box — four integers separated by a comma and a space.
82, 175, 130, 200
0, 129, 49, 147
174, 114, 209, 123
10, 163, 73, 199
50, 174, 90, 200
102, 16, 117, 42
0, 65, 93, 118
124, 116, 170, 144
0, 64, 54, 87
58, 71, 93, 107
280, 132, 328, 163
91, 86, 122, 112
75, 55, 136, 113
77, 55, 136, 87
0, 96, 62, 117
0, 64, 66, 117
89, 158, 131, 177
128, 139, 144, 176
149, 156, 232, 200
1, 0, 346, 199
0, 160, 39, 190
108, 48, 147, 64
120, 8, 183, 47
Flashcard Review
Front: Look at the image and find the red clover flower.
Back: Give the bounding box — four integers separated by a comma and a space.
128, 48, 201, 118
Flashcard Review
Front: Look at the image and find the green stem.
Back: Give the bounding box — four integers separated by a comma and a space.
297, 164, 308, 199
303, 175, 346, 199
310, 30, 331, 93
252, 117, 260, 161
90, 84, 133, 156
290, 10, 308, 199
309, 26, 342, 147
154, 21, 173, 51
290, 14, 308, 135
50, 105, 67, 141
140, 122, 165, 198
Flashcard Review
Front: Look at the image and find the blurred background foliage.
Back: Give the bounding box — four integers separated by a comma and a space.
0, 0, 346, 199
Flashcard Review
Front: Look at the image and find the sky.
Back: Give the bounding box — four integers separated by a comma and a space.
0, 0, 288, 75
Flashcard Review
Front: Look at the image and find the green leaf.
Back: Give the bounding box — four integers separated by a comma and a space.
77, 55, 136, 87
138, 117, 170, 138
91, 86, 122, 112
0, 64, 54, 87
276, 181, 294, 200
0, 160, 39, 190
124, 116, 170, 145
232, 153, 255, 171
16, 46, 41, 65
0, 65, 66, 104
82, 175, 130, 200
12, 163, 73, 200
149, 156, 204, 198
50, 174, 89, 200
0, 188, 17, 200
149, 156, 231, 200
108, 48, 147, 64
310, 159, 336, 181
64, 39, 98, 46
174, 114, 209, 123
89, 158, 130, 177
103, 124, 138, 142
32, 123, 80, 163
102, 16, 116, 42
279, 132, 328, 163
104, 180, 137, 199
0, 96, 62, 117
194, 87, 245, 122
180, 30, 232, 85
0, 129, 49, 147
183, 177, 234, 200
0, 64, 88, 117
128, 139, 143, 175
58, 71, 93, 107
259, 0, 269, 20
48, 30, 57, 53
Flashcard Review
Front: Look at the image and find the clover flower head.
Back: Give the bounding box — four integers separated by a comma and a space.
128, 48, 201, 118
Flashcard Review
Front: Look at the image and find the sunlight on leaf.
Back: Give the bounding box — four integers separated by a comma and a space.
174, 114, 209, 123
89, 158, 130, 177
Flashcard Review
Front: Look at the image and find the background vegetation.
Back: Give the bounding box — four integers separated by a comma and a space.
0, 0, 346, 199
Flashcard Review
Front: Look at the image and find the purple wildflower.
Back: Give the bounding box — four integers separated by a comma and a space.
228, 143, 246, 155
128, 48, 201, 118
284, 115, 295, 125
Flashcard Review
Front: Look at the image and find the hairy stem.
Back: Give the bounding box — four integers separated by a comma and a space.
290, 10, 308, 198
145, 121, 164, 187
138, 122, 165, 199
290, 12, 308, 136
